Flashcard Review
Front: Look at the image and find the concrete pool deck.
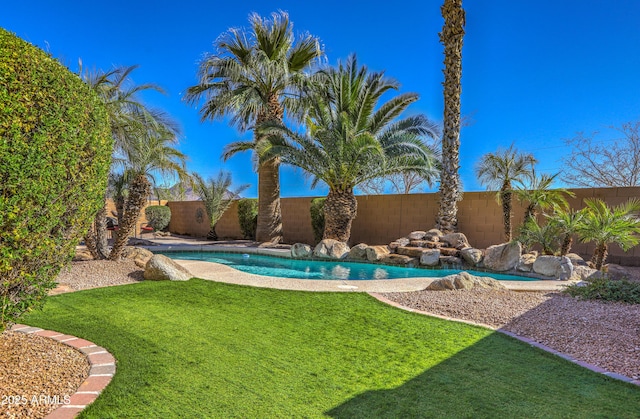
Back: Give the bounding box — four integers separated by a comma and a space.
140, 235, 570, 293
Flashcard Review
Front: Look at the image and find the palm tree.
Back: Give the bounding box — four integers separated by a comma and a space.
476, 144, 536, 241
576, 198, 640, 270
515, 171, 573, 222
81, 64, 178, 258
547, 206, 584, 256
185, 11, 323, 244
109, 129, 188, 260
436, 0, 465, 234
518, 218, 561, 255
192, 172, 249, 240
255, 55, 440, 242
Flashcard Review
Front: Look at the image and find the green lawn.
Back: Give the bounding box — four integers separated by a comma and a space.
23, 279, 640, 418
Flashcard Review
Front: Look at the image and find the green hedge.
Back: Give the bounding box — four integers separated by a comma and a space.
237, 199, 258, 240
310, 198, 325, 244
0, 29, 112, 331
145, 205, 171, 231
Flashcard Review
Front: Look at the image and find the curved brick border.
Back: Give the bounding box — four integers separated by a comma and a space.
9, 324, 116, 419
368, 292, 640, 387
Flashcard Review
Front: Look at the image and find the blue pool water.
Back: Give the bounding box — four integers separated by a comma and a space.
157, 251, 537, 281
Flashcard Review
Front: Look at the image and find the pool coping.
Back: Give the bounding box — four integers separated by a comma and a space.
9, 324, 116, 419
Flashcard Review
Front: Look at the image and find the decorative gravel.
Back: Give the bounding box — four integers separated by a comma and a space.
381, 288, 640, 381
56, 259, 144, 291
0, 331, 89, 418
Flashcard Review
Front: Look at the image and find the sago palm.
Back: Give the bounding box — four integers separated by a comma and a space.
515, 171, 573, 222
192, 172, 249, 240
547, 206, 584, 256
476, 144, 536, 241
436, 0, 465, 233
255, 55, 440, 242
576, 198, 640, 270
185, 11, 323, 244
109, 129, 188, 260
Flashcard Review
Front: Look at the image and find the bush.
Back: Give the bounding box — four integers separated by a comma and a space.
145, 205, 171, 231
0, 29, 112, 332
310, 198, 326, 244
564, 277, 640, 305
237, 199, 258, 240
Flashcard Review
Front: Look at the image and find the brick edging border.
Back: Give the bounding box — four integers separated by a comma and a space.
9, 324, 116, 419
367, 292, 640, 387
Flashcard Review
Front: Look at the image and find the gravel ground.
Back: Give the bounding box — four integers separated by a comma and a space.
0, 331, 89, 418
381, 289, 640, 380
55, 259, 144, 292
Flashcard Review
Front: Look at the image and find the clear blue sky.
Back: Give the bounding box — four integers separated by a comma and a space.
3, 1, 640, 197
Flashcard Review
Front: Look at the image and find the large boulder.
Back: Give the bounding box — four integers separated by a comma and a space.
397, 246, 427, 258
420, 249, 441, 266
408, 231, 427, 240
366, 245, 391, 262
381, 254, 418, 267
313, 239, 350, 259
441, 233, 471, 250
460, 247, 483, 266
348, 243, 369, 260
566, 253, 588, 267
73, 249, 94, 261
426, 272, 507, 291
483, 242, 522, 272
570, 265, 602, 282
533, 255, 574, 280
144, 255, 193, 281
517, 253, 537, 272
425, 229, 444, 241
291, 243, 312, 258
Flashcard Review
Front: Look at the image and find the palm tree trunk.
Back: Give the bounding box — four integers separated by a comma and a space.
256, 157, 283, 243
592, 243, 608, 271
501, 189, 512, 242
323, 189, 357, 243
109, 175, 151, 260
84, 204, 109, 259
207, 223, 218, 241
560, 234, 573, 256
436, 0, 465, 234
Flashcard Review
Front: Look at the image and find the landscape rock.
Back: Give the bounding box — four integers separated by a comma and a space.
409, 240, 429, 248
408, 231, 427, 240
419, 249, 441, 266
517, 253, 537, 272
439, 256, 464, 266
425, 229, 443, 241
425, 271, 507, 291
291, 243, 312, 258
483, 241, 522, 272
381, 254, 418, 267
533, 255, 574, 280
570, 265, 602, 282
313, 239, 350, 259
566, 253, 588, 266
348, 243, 369, 260
73, 249, 94, 261
397, 246, 427, 258
460, 247, 483, 265
389, 237, 410, 249
144, 255, 193, 281
122, 246, 154, 268
439, 247, 460, 257
366, 245, 391, 262
605, 264, 638, 281
441, 232, 471, 250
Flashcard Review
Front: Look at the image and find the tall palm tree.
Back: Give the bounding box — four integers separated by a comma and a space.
436, 0, 465, 234
192, 172, 249, 240
515, 171, 573, 222
81, 64, 178, 258
255, 56, 440, 242
185, 11, 323, 244
476, 144, 536, 241
109, 129, 188, 260
576, 198, 640, 270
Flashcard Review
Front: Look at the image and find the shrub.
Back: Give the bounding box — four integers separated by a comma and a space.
237, 199, 258, 240
564, 277, 640, 305
145, 205, 171, 231
310, 198, 326, 244
0, 29, 112, 332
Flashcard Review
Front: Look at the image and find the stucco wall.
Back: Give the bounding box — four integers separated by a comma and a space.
165, 187, 640, 265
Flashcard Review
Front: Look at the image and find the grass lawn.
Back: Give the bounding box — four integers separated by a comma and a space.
23, 279, 640, 418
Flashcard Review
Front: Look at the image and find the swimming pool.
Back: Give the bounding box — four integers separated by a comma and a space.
157, 251, 537, 281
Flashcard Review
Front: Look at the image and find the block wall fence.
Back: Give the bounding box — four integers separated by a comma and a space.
166, 187, 640, 266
